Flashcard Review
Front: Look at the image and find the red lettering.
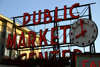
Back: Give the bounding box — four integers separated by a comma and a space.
39, 52, 43, 58
18, 32, 25, 48
44, 9, 52, 24
62, 50, 70, 57
71, 49, 82, 62
19, 53, 27, 59
39, 52, 48, 59
70, 3, 79, 18
74, 49, 82, 53
50, 51, 59, 54
7, 33, 17, 49
99, 61, 100, 67
51, 27, 58, 45
28, 31, 36, 47
50, 51, 59, 59
60, 26, 70, 44
33, 10, 41, 25
40, 29, 48, 46
82, 60, 89, 67
90, 61, 97, 67
55, 7, 62, 22
45, 52, 47, 59
23, 13, 30, 26
64, 5, 67, 20
71, 52, 76, 62
29, 53, 36, 58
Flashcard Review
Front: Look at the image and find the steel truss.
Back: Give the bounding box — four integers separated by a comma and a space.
10, 3, 96, 60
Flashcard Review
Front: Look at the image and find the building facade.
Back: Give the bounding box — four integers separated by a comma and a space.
0, 14, 40, 60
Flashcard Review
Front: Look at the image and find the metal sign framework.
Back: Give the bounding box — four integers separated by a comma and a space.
10, 2, 96, 59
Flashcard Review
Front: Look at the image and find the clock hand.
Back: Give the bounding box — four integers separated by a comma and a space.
81, 29, 87, 36
83, 29, 87, 33
80, 19, 84, 36
75, 29, 87, 38
75, 33, 82, 38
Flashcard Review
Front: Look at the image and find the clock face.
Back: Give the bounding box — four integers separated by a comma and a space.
70, 19, 98, 47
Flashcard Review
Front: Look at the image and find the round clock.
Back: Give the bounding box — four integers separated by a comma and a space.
70, 18, 98, 47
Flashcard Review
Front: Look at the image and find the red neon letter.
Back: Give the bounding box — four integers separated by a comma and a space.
45, 52, 47, 59
71, 49, 82, 62
44, 9, 52, 24
62, 50, 70, 57
23, 13, 30, 26
29, 53, 36, 58
33, 10, 41, 25
50, 51, 59, 59
18, 32, 25, 48
60, 26, 70, 44
64, 5, 67, 20
55, 7, 62, 22
70, 3, 79, 18
7, 33, 17, 49
82, 60, 89, 67
74, 49, 82, 53
90, 61, 97, 67
50, 51, 59, 54
40, 29, 48, 46
39, 52, 48, 59
39, 52, 44, 58
19, 53, 27, 59
51, 27, 58, 45
28, 31, 36, 48
99, 61, 100, 67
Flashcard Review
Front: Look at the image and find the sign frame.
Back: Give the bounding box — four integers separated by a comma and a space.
75, 53, 100, 67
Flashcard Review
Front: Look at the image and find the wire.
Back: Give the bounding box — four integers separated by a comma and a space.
15, 18, 34, 31
71, 6, 88, 24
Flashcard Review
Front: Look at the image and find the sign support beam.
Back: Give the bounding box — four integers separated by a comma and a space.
89, 5, 96, 53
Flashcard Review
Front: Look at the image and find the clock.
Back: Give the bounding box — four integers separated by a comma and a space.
70, 18, 98, 47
